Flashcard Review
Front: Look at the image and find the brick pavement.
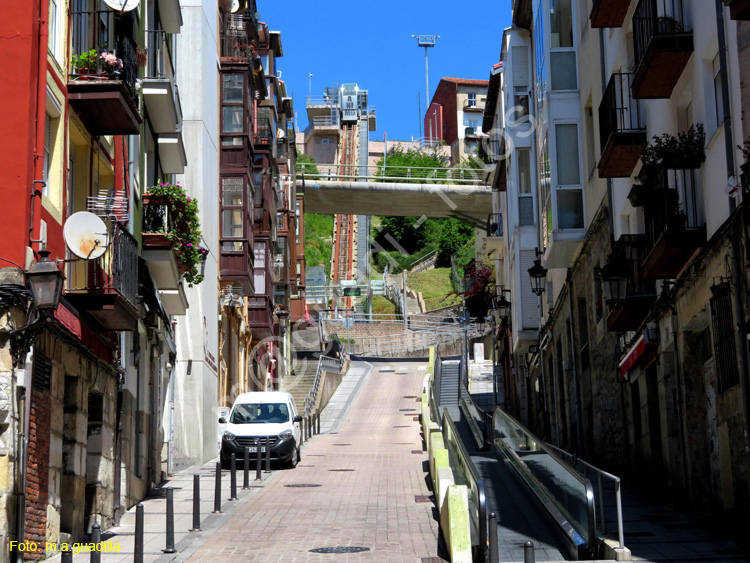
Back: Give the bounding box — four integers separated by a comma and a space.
184, 361, 442, 563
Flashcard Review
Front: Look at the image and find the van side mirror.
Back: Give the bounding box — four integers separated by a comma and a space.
293, 415, 303, 423
218, 417, 227, 424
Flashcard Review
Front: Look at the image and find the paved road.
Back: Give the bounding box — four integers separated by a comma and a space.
184, 360, 442, 562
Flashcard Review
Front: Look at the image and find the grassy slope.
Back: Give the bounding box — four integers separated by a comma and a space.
304, 214, 334, 278
407, 268, 461, 312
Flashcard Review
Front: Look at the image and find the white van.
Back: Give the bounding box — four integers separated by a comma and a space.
219, 392, 303, 469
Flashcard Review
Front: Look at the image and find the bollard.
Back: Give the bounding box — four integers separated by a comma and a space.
308, 416, 312, 439
316, 412, 321, 434
243, 447, 250, 490
212, 461, 222, 514
488, 512, 498, 563
300, 418, 305, 446
90, 522, 101, 563
61, 545, 73, 563
229, 454, 239, 501
524, 540, 535, 563
255, 440, 262, 480
134, 503, 144, 563
189, 473, 202, 532
163, 488, 177, 553
265, 440, 271, 473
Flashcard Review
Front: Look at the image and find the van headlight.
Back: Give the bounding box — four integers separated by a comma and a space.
223, 430, 236, 440
279, 429, 293, 440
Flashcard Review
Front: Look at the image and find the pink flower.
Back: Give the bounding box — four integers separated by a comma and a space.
187, 243, 192, 247
187, 197, 191, 202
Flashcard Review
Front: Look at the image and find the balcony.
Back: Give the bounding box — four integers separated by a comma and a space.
142, 30, 182, 134
159, 0, 183, 34
632, 0, 694, 99
485, 213, 504, 259
638, 166, 706, 278
68, 12, 142, 135
66, 223, 139, 331
598, 73, 647, 178
220, 12, 260, 66
591, 0, 631, 27
141, 195, 182, 290
605, 235, 657, 332
255, 116, 276, 149
724, 0, 750, 19
220, 237, 254, 297
248, 297, 274, 338
158, 133, 187, 173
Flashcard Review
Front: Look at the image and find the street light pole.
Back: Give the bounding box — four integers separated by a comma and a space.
308, 73, 313, 98
412, 35, 439, 134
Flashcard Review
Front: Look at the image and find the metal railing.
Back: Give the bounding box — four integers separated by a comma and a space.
67, 222, 138, 307
312, 116, 339, 128
633, 0, 691, 69
410, 249, 438, 273
144, 30, 174, 80
486, 213, 502, 237
69, 11, 139, 93
255, 117, 274, 145
642, 166, 701, 250
544, 442, 625, 551
491, 407, 597, 558
441, 409, 487, 561
296, 162, 485, 185
599, 73, 645, 149
306, 95, 338, 106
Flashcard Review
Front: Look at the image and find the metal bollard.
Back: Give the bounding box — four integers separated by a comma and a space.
164, 488, 177, 553
243, 447, 250, 490
61, 545, 73, 563
134, 503, 144, 563
316, 412, 321, 434
90, 522, 101, 563
212, 461, 222, 514
524, 540, 535, 563
488, 512, 498, 563
265, 440, 271, 473
255, 440, 262, 480
300, 418, 305, 446
229, 454, 239, 501
189, 473, 202, 532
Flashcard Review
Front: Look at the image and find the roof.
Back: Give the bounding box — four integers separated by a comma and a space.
440, 77, 490, 87
482, 63, 503, 132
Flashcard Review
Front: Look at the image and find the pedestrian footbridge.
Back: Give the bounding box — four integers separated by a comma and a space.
296, 163, 491, 224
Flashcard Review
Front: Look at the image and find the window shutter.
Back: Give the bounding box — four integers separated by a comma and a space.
512, 46, 530, 88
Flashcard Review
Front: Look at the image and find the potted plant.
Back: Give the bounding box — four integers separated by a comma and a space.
142, 181, 205, 286
71, 49, 123, 77
640, 124, 706, 171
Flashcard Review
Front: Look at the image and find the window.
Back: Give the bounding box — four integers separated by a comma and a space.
43, 114, 52, 197
711, 286, 739, 393
517, 149, 534, 226
551, 52, 577, 90
468, 92, 477, 107
555, 124, 580, 185
221, 74, 245, 146
48, 0, 60, 59
550, 0, 574, 47
221, 177, 244, 251
254, 242, 267, 294
321, 138, 330, 144
549, 0, 577, 91
712, 53, 724, 134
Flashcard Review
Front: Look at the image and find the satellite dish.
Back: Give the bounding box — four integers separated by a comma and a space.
63, 212, 109, 260
103, 0, 140, 11
230, 0, 247, 13
277, 128, 285, 139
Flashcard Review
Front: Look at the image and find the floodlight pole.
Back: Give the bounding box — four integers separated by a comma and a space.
412, 35, 439, 124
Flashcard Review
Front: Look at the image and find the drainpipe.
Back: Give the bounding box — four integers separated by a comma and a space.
715, 0, 750, 450
30, 0, 49, 250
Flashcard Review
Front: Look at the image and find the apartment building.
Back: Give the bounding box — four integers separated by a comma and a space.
483, 0, 750, 517
424, 78, 489, 164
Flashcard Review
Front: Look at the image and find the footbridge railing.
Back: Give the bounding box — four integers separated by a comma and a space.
297, 162, 486, 185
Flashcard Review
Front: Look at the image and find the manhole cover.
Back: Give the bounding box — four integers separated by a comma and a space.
309, 547, 370, 554
399, 409, 416, 412
298, 465, 315, 467
332, 443, 351, 446
414, 495, 433, 503
328, 469, 355, 472
393, 425, 409, 428
412, 450, 423, 454
403, 395, 417, 399
284, 484, 322, 488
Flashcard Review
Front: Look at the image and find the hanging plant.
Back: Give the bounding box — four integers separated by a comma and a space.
738, 138, 750, 162
143, 181, 206, 286
640, 124, 706, 170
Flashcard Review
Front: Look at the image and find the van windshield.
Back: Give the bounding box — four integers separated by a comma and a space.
230, 403, 290, 424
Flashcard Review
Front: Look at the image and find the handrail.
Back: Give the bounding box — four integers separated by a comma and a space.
303, 341, 345, 417
543, 442, 624, 551
490, 407, 597, 558
441, 408, 487, 561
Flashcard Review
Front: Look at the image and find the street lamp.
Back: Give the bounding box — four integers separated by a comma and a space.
495, 287, 511, 321
600, 253, 628, 307
412, 35, 439, 121
26, 250, 65, 311
527, 249, 547, 296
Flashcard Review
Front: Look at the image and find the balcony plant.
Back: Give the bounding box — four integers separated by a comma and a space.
640, 124, 705, 171
142, 181, 206, 286
71, 49, 123, 76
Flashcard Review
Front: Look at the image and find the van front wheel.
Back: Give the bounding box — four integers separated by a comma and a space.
286, 447, 300, 469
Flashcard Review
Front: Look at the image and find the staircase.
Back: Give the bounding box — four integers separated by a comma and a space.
286, 351, 320, 411
439, 360, 461, 407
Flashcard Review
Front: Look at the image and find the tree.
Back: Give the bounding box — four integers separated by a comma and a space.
296, 153, 320, 178
437, 218, 474, 266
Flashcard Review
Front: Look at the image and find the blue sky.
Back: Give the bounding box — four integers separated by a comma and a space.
259, 1, 512, 142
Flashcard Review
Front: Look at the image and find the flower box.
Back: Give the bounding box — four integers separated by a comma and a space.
142, 232, 172, 248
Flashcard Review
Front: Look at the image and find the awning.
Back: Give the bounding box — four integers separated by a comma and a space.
618, 334, 656, 379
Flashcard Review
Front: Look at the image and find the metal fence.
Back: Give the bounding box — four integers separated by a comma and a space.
599, 73, 645, 148
633, 0, 691, 68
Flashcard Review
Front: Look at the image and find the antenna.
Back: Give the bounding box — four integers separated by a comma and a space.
63, 212, 109, 260
103, 0, 140, 12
